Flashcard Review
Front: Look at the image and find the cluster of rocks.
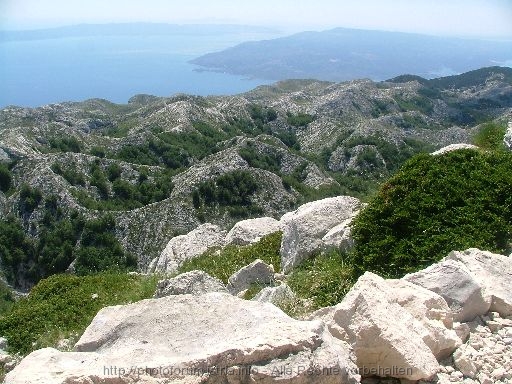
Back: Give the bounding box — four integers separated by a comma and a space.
6, 247, 511, 383
148, 195, 363, 275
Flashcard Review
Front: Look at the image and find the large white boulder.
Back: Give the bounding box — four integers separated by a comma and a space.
253, 283, 296, 306
387, 279, 462, 359
148, 223, 226, 274
280, 196, 362, 273
403, 258, 491, 322
446, 248, 512, 316
6, 293, 360, 384
431, 143, 478, 155
226, 259, 274, 295
321, 219, 355, 252
154, 270, 227, 298
310, 272, 440, 381
504, 121, 512, 150
225, 217, 281, 246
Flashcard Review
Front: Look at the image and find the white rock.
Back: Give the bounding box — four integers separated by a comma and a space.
431, 144, 479, 155
321, 219, 355, 252
149, 223, 226, 274
154, 270, 227, 298
504, 121, 512, 150
227, 259, 274, 294
404, 258, 490, 322
280, 196, 362, 273
387, 279, 462, 359
310, 272, 439, 381
6, 293, 360, 383
253, 283, 296, 305
224, 217, 281, 246
447, 248, 512, 317
453, 345, 479, 378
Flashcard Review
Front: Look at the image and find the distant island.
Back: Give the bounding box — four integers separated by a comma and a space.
191, 27, 512, 81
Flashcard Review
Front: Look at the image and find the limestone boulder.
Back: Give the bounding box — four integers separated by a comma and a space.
403, 258, 491, 322
253, 283, 296, 305
280, 196, 362, 273
310, 272, 440, 381
431, 143, 478, 155
225, 217, 281, 246
148, 223, 226, 274
321, 219, 355, 252
387, 279, 462, 359
504, 121, 512, 150
6, 293, 360, 383
154, 270, 227, 298
227, 259, 274, 295
446, 248, 512, 316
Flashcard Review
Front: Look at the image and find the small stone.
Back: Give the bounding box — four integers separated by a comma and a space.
91, 293, 98, 299
445, 365, 455, 374
486, 320, 502, 333
491, 367, 506, 380
477, 373, 493, 384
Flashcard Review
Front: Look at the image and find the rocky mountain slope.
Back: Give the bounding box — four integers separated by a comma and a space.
0, 66, 511, 289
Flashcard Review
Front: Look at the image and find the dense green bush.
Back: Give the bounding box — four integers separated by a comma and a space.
48, 136, 81, 153
19, 184, 42, 214
0, 163, 12, 192
0, 273, 157, 355
238, 144, 282, 173
0, 217, 35, 286
351, 149, 512, 278
73, 215, 137, 276
194, 170, 262, 218
286, 112, 314, 127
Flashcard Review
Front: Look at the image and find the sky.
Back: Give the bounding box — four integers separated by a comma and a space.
1, 0, 512, 38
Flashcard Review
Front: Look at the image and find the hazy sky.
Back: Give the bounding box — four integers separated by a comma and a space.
1, 0, 512, 38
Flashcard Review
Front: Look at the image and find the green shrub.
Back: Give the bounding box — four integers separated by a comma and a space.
73, 215, 137, 276
194, 170, 262, 218
0, 273, 157, 355
351, 149, 512, 278
287, 250, 354, 310
19, 184, 42, 214
286, 112, 314, 127
178, 232, 282, 283
0, 280, 15, 316
0, 163, 12, 192
473, 121, 507, 150
48, 136, 81, 153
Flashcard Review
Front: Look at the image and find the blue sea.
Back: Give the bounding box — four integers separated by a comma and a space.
0, 31, 279, 108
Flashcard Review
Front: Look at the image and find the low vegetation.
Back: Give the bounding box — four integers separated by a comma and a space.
0, 273, 158, 355
177, 232, 282, 283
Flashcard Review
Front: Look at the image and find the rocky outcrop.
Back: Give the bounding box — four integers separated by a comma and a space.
404, 259, 491, 322
421, 312, 512, 384
504, 121, 512, 150
226, 259, 275, 295
321, 219, 355, 252
6, 293, 360, 384
431, 143, 479, 155
148, 223, 226, 274
310, 272, 445, 381
224, 217, 281, 246
280, 196, 362, 273
154, 270, 227, 298
253, 283, 296, 305
386, 279, 462, 360
446, 248, 512, 317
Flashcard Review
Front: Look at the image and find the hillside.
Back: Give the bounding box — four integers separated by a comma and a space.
191, 28, 512, 81
0, 66, 511, 289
